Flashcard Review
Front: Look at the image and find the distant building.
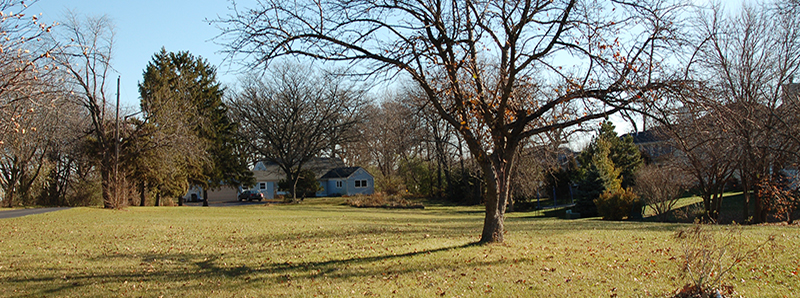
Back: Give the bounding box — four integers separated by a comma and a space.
620, 127, 674, 163
251, 158, 374, 198
317, 167, 375, 197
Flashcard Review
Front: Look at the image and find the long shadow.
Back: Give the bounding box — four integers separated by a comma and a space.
262, 241, 480, 276
504, 216, 689, 233
1, 242, 484, 296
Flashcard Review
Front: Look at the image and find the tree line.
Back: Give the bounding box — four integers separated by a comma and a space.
1, 0, 799, 244
214, 0, 799, 244
0, 3, 252, 209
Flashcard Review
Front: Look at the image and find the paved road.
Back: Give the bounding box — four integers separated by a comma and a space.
0, 207, 72, 219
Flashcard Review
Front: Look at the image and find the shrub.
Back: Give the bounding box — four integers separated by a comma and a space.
594, 188, 640, 220
634, 164, 691, 222
68, 178, 102, 207
672, 224, 773, 298
345, 193, 423, 209
674, 204, 706, 223
757, 174, 800, 224
278, 169, 321, 200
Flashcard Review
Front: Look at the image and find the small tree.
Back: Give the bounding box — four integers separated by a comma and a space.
575, 122, 643, 217
634, 164, 691, 222
278, 169, 320, 201
589, 137, 641, 220
673, 224, 773, 297
757, 173, 800, 224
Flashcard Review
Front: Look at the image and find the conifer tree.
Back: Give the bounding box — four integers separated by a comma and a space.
574, 121, 642, 216
138, 49, 252, 202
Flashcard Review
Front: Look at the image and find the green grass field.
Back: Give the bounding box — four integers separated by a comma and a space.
1, 199, 798, 297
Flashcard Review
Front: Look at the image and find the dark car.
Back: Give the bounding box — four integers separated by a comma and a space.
238, 190, 264, 202
187, 193, 200, 202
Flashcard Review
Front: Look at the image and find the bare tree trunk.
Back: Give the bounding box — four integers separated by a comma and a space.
101, 158, 114, 209
139, 181, 146, 206
155, 187, 161, 207
754, 182, 766, 223
4, 183, 14, 207
702, 193, 712, 221
741, 172, 750, 223
479, 154, 513, 244
292, 176, 299, 201
480, 177, 503, 243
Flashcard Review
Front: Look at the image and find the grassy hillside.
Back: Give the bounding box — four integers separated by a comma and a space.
0, 201, 797, 297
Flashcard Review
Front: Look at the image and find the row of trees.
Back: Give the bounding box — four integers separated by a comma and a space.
0, 1, 251, 208
3, 0, 798, 244
226, 62, 484, 203
214, 0, 800, 242
647, 1, 800, 224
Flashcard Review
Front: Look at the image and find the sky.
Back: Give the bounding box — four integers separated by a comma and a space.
32, 0, 248, 111
24, 0, 666, 142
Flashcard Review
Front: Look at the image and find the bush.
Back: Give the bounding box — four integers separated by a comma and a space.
594, 188, 640, 220
672, 224, 773, 298
68, 178, 102, 207
345, 194, 424, 209
278, 169, 321, 200
634, 164, 691, 222
374, 173, 405, 196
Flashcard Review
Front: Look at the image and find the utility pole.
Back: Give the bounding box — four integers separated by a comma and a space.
114, 76, 120, 207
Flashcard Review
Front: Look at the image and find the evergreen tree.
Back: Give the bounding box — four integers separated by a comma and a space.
574, 121, 642, 216
138, 49, 253, 201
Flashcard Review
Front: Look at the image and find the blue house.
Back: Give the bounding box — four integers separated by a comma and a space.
250, 158, 374, 198
317, 167, 375, 197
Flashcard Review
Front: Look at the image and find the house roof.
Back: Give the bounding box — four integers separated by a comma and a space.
320, 167, 362, 179
253, 157, 346, 181
620, 127, 667, 145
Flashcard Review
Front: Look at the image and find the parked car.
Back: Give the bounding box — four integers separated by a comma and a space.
187, 193, 200, 202
238, 190, 264, 202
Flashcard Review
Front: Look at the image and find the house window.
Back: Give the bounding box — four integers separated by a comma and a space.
259, 182, 266, 190
336, 181, 343, 188
355, 180, 368, 188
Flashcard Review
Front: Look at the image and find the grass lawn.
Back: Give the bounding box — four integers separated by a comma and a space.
1, 199, 798, 297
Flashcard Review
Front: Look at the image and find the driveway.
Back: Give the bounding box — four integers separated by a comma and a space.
0, 207, 72, 219
181, 200, 271, 207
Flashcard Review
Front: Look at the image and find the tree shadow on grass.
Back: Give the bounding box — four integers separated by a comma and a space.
260, 241, 481, 277
2, 242, 489, 297
505, 216, 688, 233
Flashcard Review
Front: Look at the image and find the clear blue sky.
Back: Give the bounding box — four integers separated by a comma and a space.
27, 0, 661, 141
33, 0, 248, 110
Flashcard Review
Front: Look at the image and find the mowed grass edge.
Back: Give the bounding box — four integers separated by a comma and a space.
0, 202, 797, 297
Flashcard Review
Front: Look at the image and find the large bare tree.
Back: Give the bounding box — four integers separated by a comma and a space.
695, 1, 800, 223
217, 0, 687, 243
228, 64, 367, 199
51, 12, 120, 208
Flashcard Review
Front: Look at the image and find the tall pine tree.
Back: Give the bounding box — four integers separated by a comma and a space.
138, 49, 252, 202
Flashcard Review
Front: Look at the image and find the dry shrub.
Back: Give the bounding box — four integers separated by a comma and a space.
634, 164, 691, 221
345, 193, 423, 209
672, 224, 773, 298
757, 174, 800, 224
